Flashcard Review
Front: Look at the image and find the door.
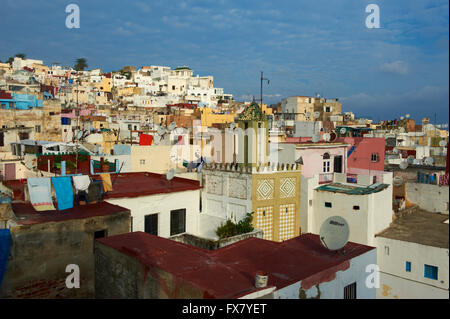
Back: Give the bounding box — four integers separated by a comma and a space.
334, 155, 343, 173
5, 163, 16, 180
145, 214, 158, 236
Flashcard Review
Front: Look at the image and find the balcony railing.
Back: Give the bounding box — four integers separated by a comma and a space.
319, 173, 334, 184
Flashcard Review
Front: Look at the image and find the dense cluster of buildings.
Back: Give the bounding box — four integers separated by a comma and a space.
0, 56, 448, 299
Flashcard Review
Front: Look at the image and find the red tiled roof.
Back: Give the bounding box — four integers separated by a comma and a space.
11, 201, 130, 226
98, 172, 202, 199
97, 232, 375, 298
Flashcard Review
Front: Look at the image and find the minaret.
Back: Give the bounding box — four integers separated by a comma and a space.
236, 102, 269, 168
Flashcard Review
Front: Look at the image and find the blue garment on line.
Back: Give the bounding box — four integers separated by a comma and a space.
0, 229, 11, 287
51, 176, 74, 210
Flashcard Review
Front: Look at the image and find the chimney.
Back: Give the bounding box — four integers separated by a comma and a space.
255, 271, 268, 288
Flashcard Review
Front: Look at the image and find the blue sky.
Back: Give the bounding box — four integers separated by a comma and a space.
1, 0, 448, 123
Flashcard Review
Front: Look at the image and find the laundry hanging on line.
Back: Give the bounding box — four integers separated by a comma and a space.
51, 176, 74, 210
27, 177, 55, 211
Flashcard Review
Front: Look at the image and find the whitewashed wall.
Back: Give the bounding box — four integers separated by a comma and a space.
406, 183, 449, 214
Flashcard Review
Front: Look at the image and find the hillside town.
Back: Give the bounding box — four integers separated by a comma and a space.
0, 55, 448, 300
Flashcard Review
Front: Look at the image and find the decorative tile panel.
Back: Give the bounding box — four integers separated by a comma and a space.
256, 179, 274, 201
279, 204, 296, 241
280, 177, 296, 199
256, 206, 273, 240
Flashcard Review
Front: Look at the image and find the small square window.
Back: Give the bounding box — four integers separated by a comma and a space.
325, 202, 332, 208
424, 264, 438, 280
140, 159, 145, 165
353, 205, 360, 210
406, 261, 411, 272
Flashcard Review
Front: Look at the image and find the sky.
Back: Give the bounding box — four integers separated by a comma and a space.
1, 0, 448, 124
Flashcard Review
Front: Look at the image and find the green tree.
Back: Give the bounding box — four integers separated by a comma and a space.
74, 58, 88, 71
15, 53, 26, 59
215, 212, 254, 239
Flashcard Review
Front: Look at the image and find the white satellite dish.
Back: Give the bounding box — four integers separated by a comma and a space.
311, 133, 321, 143
405, 114, 410, 118
323, 133, 331, 142
276, 120, 283, 128
393, 147, 399, 154
407, 155, 415, 164
340, 128, 346, 135
400, 116, 404, 120
168, 122, 177, 131
393, 176, 404, 187
319, 216, 350, 251
399, 161, 408, 170
305, 112, 311, 119
424, 157, 434, 165
230, 122, 236, 129
153, 134, 161, 145
157, 126, 166, 136
439, 140, 446, 147
313, 111, 320, 119
166, 168, 175, 181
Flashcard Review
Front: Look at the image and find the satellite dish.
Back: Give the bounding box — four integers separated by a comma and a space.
157, 126, 166, 136
311, 133, 321, 143
276, 120, 283, 128
329, 131, 337, 142
166, 168, 175, 181
153, 134, 161, 145
313, 111, 320, 119
319, 216, 350, 251
400, 116, 404, 120
340, 128, 346, 135
439, 140, 446, 147
399, 161, 408, 170
393, 147, 399, 154
168, 122, 177, 131
230, 122, 236, 129
414, 158, 423, 165
407, 155, 415, 164
323, 133, 331, 142
405, 114, 410, 118
424, 157, 434, 165
393, 176, 404, 187
305, 112, 311, 119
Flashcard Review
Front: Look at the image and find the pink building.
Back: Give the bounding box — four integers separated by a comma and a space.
337, 137, 385, 182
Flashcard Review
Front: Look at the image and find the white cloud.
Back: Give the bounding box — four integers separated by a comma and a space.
379, 60, 410, 75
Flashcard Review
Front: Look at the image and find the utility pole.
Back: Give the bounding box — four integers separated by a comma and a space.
260, 72, 269, 108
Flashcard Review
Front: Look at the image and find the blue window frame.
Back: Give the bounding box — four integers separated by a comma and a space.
405, 261, 411, 272
424, 264, 438, 280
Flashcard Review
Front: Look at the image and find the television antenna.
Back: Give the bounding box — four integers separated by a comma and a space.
319, 216, 350, 251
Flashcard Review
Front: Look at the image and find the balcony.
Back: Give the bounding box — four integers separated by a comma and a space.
318, 173, 334, 184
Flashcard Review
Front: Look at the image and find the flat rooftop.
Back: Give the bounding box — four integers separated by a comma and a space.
97, 232, 374, 299
97, 172, 202, 199
316, 182, 389, 195
376, 208, 449, 249
11, 202, 130, 226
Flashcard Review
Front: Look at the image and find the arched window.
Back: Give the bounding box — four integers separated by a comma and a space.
323, 152, 331, 159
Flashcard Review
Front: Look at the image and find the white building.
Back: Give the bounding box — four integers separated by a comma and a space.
302, 171, 394, 247
375, 208, 449, 299
102, 172, 202, 238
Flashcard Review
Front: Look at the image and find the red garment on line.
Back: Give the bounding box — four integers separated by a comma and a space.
139, 134, 153, 146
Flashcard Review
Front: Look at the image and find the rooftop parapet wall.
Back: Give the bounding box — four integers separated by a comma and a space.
203, 162, 302, 174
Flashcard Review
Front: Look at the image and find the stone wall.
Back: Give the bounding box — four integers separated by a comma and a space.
0, 210, 130, 299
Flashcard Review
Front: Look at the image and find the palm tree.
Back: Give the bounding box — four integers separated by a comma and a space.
74, 58, 88, 71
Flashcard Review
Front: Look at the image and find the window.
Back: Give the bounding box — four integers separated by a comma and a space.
371, 153, 379, 162
385, 246, 389, 255
140, 159, 145, 165
406, 261, 411, 272
353, 205, 360, 210
344, 282, 357, 299
128, 124, 132, 130
325, 106, 331, 112
144, 214, 158, 236
49, 112, 55, 116
35, 125, 41, 133
170, 209, 186, 236
324, 202, 332, 208
323, 160, 331, 173
424, 265, 438, 280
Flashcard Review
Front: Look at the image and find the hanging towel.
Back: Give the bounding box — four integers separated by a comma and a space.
0, 229, 10, 287
72, 175, 91, 192
27, 177, 55, 211
100, 174, 113, 192
51, 176, 74, 210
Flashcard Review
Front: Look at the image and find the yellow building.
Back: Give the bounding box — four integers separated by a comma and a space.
200, 107, 236, 127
